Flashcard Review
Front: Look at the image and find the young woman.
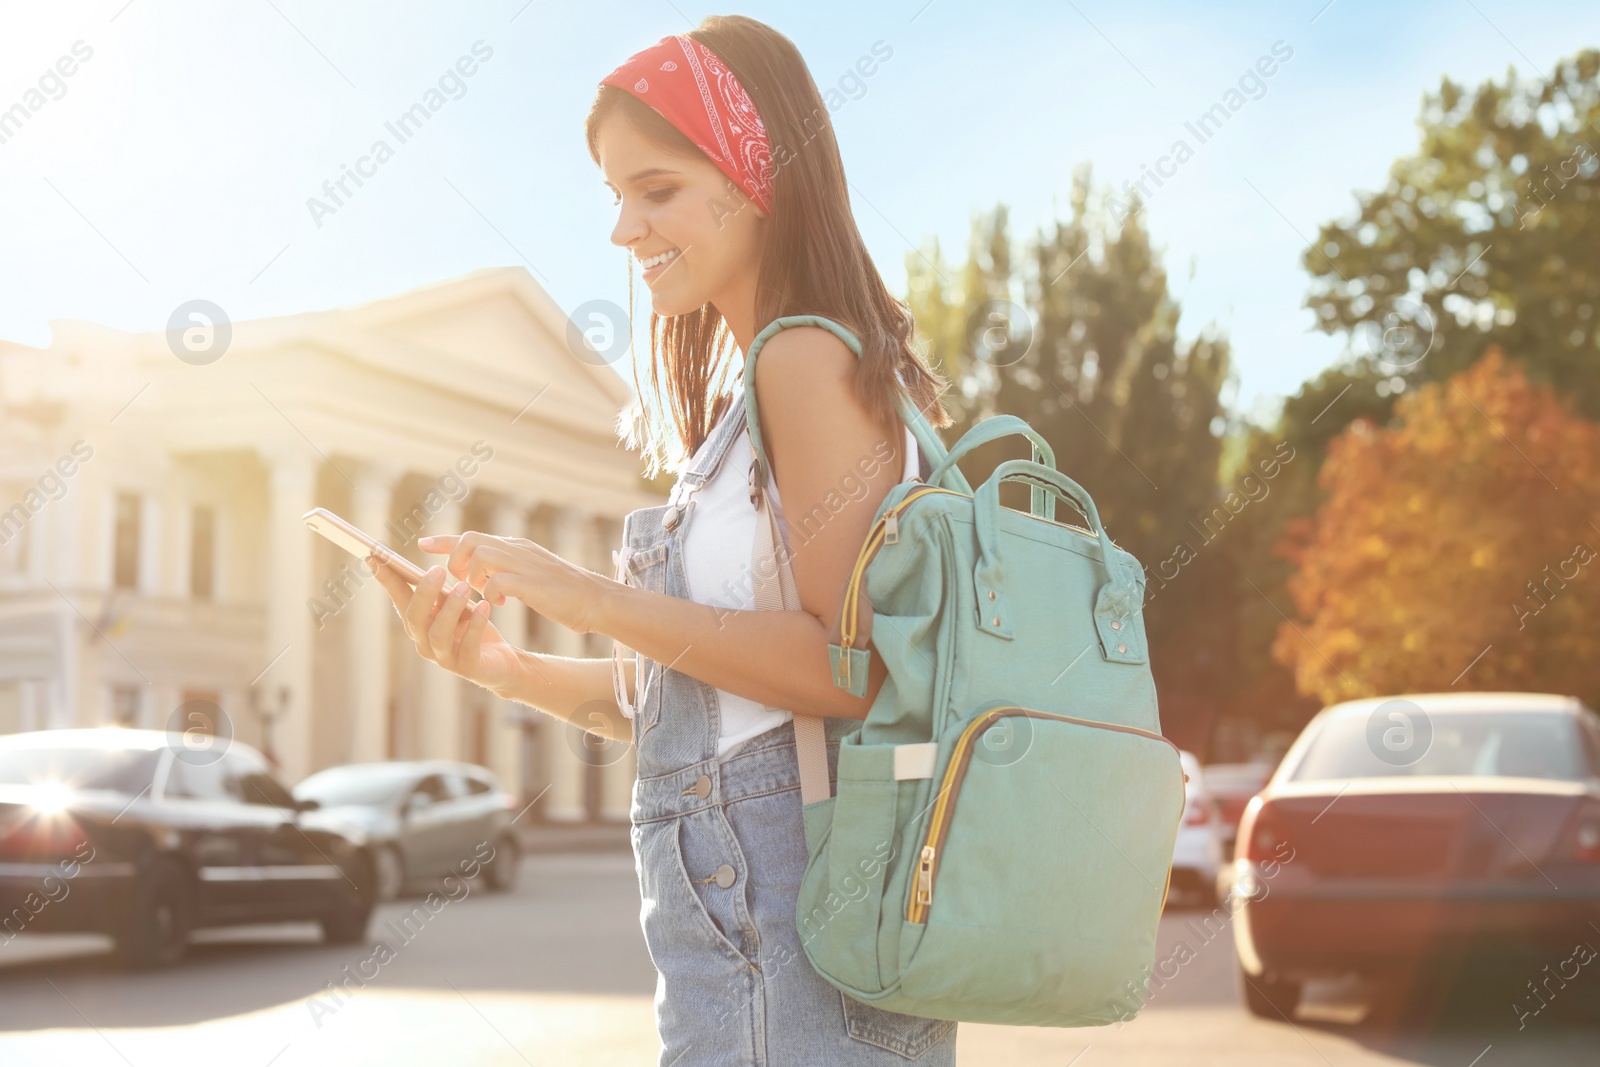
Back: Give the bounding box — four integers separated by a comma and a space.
368, 14, 959, 1064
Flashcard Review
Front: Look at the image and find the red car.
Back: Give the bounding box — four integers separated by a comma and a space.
1231, 692, 1600, 1019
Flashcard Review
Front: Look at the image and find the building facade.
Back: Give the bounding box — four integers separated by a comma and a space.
0, 267, 660, 822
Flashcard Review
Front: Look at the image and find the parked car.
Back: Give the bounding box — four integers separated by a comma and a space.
1203, 759, 1277, 858
292, 760, 521, 902
1231, 692, 1600, 1019
0, 728, 375, 969
1167, 750, 1225, 908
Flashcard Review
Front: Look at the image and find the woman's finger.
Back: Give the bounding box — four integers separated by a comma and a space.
426, 575, 472, 661
455, 599, 492, 671
367, 555, 415, 622
481, 571, 537, 610
460, 540, 530, 592
407, 565, 450, 659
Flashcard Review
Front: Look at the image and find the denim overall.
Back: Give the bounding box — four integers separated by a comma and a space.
613, 397, 959, 1065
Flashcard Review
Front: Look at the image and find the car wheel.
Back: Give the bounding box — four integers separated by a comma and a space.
320, 856, 376, 945
1240, 966, 1302, 1020
114, 858, 193, 970
484, 833, 520, 892
373, 844, 405, 902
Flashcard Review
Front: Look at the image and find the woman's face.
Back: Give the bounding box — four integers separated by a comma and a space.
598, 111, 767, 318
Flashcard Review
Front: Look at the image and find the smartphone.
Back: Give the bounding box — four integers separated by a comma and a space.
302, 507, 482, 604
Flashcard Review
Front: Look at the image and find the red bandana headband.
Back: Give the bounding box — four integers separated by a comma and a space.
601, 34, 774, 215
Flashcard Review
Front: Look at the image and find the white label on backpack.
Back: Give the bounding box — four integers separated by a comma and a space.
893, 742, 939, 780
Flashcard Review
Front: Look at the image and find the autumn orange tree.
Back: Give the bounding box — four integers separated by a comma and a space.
1275, 347, 1600, 707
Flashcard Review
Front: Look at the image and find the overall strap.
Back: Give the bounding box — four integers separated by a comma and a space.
749, 453, 830, 803
610, 392, 749, 723
741, 314, 966, 805
673, 389, 754, 506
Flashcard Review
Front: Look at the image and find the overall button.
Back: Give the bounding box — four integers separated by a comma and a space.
663, 505, 683, 530
682, 773, 712, 799
712, 864, 737, 888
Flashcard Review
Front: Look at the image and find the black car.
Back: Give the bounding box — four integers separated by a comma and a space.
0, 728, 376, 969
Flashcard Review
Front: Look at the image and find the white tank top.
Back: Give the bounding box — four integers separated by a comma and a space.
679, 384, 920, 759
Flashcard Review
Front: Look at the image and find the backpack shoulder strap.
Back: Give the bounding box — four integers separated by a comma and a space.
741, 314, 973, 499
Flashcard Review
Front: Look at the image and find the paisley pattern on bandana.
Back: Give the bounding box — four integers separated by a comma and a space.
601, 34, 775, 214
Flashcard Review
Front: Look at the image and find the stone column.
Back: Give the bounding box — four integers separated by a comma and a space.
541, 504, 592, 822
349, 463, 402, 763
264, 453, 317, 783
417, 495, 465, 761
489, 494, 535, 794
159, 473, 184, 599
593, 515, 636, 821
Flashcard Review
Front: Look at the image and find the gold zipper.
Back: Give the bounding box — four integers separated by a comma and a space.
834, 483, 1104, 658
836, 486, 962, 653
906, 707, 1182, 924
914, 845, 935, 907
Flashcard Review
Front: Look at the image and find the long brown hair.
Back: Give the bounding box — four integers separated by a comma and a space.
585, 14, 955, 478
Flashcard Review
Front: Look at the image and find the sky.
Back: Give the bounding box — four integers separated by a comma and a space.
1, 0, 1595, 427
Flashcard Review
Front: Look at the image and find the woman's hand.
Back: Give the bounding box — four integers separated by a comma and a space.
365, 554, 524, 695
417, 531, 614, 636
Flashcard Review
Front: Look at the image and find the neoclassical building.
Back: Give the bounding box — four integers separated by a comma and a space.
0, 267, 661, 822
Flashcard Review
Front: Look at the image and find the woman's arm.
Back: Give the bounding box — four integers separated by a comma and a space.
492, 650, 635, 745
365, 558, 635, 744
644, 324, 905, 718
424, 326, 911, 721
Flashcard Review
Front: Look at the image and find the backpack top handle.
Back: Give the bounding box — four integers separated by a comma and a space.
924, 414, 1057, 522
974, 458, 1147, 665
741, 314, 973, 501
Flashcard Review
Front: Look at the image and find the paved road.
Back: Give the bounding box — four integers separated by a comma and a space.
0, 851, 1594, 1065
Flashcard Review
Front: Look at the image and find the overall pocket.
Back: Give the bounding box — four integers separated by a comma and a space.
840, 989, 956, 1060
633, 816, 751, 973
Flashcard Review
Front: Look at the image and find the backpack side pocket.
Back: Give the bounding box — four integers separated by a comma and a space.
795, 740, 921, 996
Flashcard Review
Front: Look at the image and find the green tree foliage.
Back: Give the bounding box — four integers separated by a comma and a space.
906, 166, 1235, 747
1218, 48, 1600, 739
1217, 362, 1401, 733
1305, 49, 1600, 417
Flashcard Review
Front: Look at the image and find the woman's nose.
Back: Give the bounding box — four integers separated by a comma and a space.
611, 201, 648, 249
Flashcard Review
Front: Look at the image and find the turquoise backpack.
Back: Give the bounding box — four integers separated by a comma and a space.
741, 315, 1186, 1028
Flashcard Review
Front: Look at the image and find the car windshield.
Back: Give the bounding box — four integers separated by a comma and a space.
1291, 709, 1595, 782
295, 765, 418, 806
0, 747, 161, 794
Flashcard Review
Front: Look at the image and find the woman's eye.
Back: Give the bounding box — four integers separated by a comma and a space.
645, 187, 675, 204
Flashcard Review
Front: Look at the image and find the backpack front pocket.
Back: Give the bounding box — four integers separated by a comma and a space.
895, 707, 1185, 1026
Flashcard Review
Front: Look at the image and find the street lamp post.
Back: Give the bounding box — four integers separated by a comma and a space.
249, 684, 290, 770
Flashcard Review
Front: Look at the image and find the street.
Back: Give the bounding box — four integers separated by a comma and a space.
0, 850, 1595, 1066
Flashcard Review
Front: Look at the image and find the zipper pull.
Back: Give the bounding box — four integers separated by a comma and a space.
884, 512, 899, 545
914, 844, 935, 906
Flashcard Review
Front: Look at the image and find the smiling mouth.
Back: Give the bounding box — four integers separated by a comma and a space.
639, 248, 681, 272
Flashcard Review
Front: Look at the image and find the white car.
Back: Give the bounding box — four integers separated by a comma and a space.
1168, 750, 1226, 908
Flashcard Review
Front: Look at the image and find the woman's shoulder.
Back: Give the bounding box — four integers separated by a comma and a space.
754, 323, 857, 382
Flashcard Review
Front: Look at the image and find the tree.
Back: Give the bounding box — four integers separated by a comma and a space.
1212, 360, 1402, 736
1274, 347, 1600, 707
905, 203, 1015, 437
906, 166, 1237, 747
1305, 49, 1600, 418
